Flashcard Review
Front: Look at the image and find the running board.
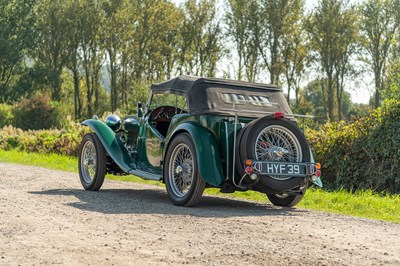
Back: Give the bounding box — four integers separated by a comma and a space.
128, 169, 162, 181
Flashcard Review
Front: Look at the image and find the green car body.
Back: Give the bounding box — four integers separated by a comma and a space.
82, 114, 250, 187
79, 76, 322, 207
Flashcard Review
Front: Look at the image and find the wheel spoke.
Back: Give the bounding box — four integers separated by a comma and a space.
168, 143, 194, 198
255, 125, 302, 181
80, 141, 97, 184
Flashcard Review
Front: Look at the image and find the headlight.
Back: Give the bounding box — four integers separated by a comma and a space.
105, 114, 121, 131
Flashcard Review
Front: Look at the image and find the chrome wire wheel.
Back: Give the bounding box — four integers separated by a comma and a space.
164, 133, 206, 207
78, 133, 106, 191
80, 141, 97, 184
255, 125, 302, 181
168, 143, 194, 198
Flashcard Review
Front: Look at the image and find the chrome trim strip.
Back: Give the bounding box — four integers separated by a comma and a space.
219, 108, 314, 118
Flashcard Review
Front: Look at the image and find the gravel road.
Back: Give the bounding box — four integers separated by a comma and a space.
0, 162, 399, 265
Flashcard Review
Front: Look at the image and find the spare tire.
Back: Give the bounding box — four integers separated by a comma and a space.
235, 116, 310, 191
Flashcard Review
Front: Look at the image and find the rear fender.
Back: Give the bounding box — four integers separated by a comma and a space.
166, 122, 224, 187
82, 119, 136, 172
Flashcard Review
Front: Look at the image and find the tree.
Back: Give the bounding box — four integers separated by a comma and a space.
225, 0, 260, 81
306, 0, 358, 121
0, 0, 37, 102
64, 0, 83, 119
79, 0, 105, 117
101, 0, 129, 112
334, 6, 359, 120
35, 0, 71, 102
280, 0, 307, 104
177, 0, 222, 77
252, 0, 304, 85
360, 0, 400, 108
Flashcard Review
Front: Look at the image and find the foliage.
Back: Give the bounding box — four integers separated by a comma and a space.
12, 94, 66, 130
306, 0, 359, 121
225, 0, 260, 81
360, 0, 400, 108
255, 0, 305, 85
0, 104, 13, 128
3, 0, 400, 125
308, 98, 400, 193
177, 0, 222, 77
0, 0, 37, 102
0, 119, 88, 156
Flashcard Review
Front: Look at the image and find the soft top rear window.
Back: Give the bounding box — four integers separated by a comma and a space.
221, 93, 246, 104
221, 93, 273, 106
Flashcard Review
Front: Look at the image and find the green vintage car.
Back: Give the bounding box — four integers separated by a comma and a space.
78, 76, 322, 207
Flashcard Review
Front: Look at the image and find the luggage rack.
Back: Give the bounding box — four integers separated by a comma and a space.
220, 99, 314, 187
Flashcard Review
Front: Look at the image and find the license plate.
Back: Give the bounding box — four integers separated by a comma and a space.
254, 162, 307, 177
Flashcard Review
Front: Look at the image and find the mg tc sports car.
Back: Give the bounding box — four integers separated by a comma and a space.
78, 76, 322, 207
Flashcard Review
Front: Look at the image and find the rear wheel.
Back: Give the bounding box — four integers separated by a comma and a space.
267, 179, 308, 207
78, 133, 107, 191
164, 133, 206, 207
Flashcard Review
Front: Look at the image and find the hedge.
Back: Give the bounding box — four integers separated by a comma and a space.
308, 99, 400, 193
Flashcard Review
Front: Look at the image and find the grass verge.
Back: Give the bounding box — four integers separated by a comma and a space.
1, 149, 399, 223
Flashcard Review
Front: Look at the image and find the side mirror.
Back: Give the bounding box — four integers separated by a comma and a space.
137, 102, 143, 117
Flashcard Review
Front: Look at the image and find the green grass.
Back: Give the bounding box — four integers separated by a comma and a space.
1, 149, 399, 223
0, 149, 78, 172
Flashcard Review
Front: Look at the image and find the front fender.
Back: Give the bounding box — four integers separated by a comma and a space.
166, 122, 224, 187
82, 119, 136, 172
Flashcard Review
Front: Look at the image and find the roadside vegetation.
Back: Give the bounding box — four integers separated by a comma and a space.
1, 149, 399, 224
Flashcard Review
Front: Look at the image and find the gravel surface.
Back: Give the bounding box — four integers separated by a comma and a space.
0, 162, 399, 265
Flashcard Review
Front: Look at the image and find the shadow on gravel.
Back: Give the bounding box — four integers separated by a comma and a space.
30, 188, 307, 218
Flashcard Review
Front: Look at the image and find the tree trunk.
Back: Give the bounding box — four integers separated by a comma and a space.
375, 70, 381, 108
52, 68, 62, 102
320, 79, 327, 120
327, 75, 335, 121
73, 68, 81, 119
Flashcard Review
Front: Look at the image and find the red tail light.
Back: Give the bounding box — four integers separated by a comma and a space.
274, 112, 285, 119
245, 166, 253, 174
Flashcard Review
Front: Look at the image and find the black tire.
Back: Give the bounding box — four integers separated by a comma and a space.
234, 119, 257, 174
78, 133, 107, 191
238, 117, 310, 191
267, 179, 308, 207
164, 133, 206, 207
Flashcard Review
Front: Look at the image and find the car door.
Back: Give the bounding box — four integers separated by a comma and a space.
136, 112, 164, 174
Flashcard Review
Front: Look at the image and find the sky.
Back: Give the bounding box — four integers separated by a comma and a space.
171, 0, 372, 104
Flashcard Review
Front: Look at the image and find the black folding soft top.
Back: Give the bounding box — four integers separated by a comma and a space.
151, 75, 292, 117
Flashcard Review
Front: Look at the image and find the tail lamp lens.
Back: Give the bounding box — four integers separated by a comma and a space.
245, 166, 253, 174
274, 112, 285, 119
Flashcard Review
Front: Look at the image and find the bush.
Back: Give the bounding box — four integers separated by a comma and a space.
0, 104, 13, 128
308, 99, 400, 193
12, 94, 66, 130
0, 119, 89, 157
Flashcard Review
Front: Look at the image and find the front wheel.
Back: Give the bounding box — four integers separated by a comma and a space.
267, 179, 308, 207
78, 133, 107, 191
164, 133, 206, 207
